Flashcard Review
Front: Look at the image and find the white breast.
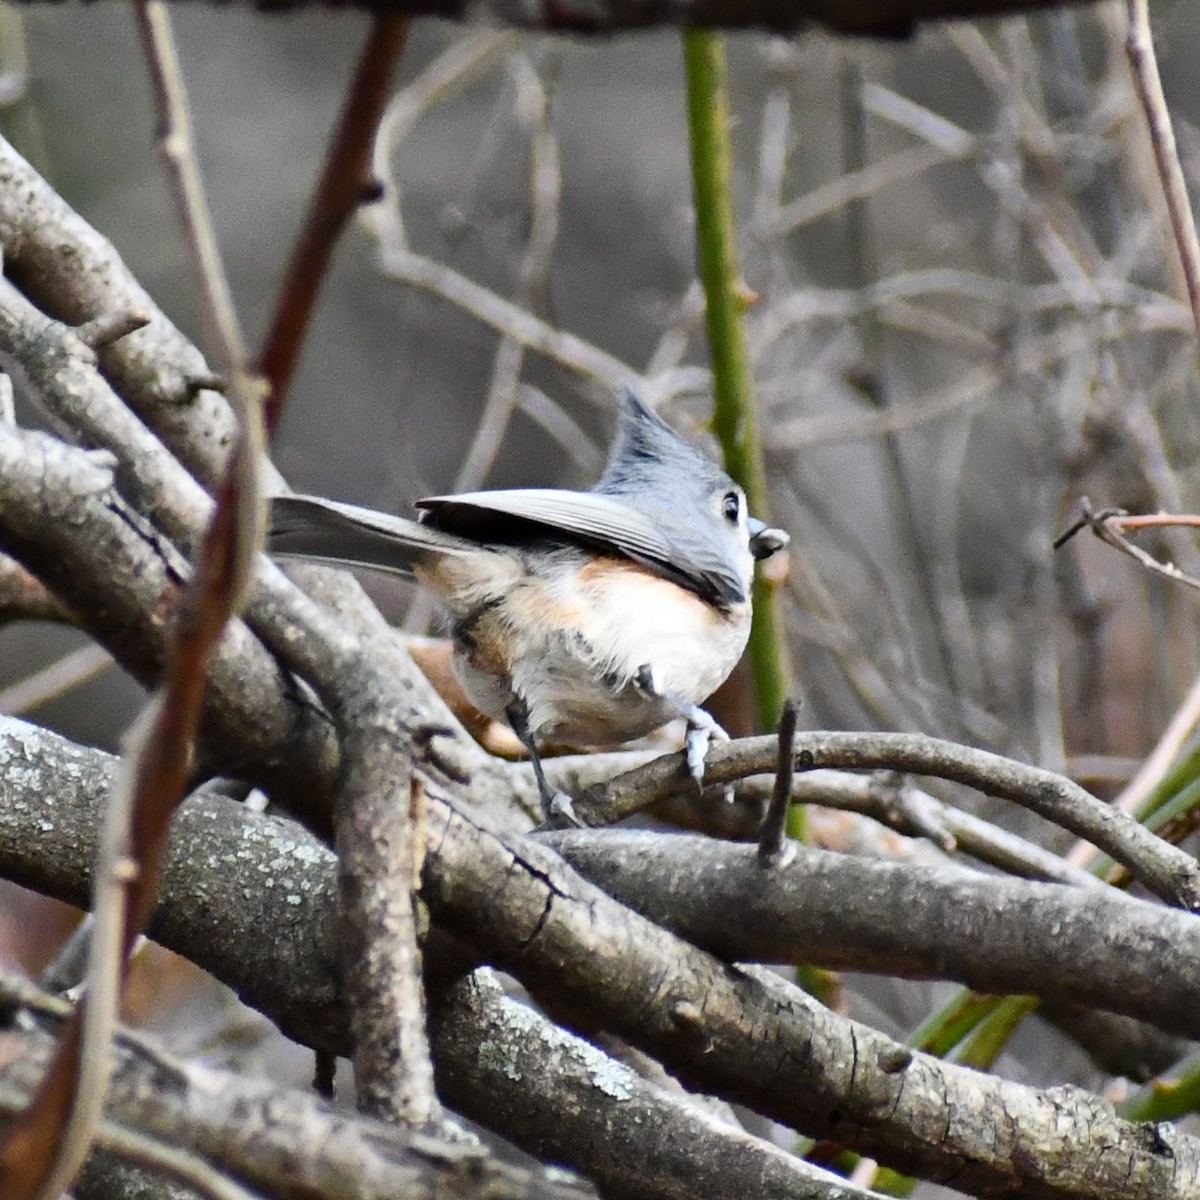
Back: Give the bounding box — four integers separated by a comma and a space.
507, 559, 752, 746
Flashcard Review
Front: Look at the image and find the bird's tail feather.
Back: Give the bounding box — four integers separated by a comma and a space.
267, 494, 474, 579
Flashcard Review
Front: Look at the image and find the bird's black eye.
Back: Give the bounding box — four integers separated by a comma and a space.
722, 491, 740, 523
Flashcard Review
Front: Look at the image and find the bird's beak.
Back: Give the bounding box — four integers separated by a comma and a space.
748, 516, 789, 561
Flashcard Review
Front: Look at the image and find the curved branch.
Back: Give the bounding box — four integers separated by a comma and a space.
578, 730, 1200, 908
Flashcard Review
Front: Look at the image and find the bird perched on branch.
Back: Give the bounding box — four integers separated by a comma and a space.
269, 387, 788, 825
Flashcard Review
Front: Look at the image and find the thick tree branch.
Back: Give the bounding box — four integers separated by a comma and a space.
0, 978, 589, 1200
2, 716, 1197, 1199
0, 142, 238, 489
541, 828, 1200, 1039
267, 586, 437, 1124
420, 792, 1198, 1198
0, 720, 865, 1197
433, 970, 882, 1200
0, 424, 341, 824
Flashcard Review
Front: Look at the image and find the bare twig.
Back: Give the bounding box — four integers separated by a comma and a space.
771, 769, 1101, 887
72, 309, 150, 351
74, 1135, 260, 1200
1063, 670, 1200, 873
258, 15, 410, 431
863, 82, 1098, 303
397, 53, 563, 637
371, 243, 645, 393
516, 383, 603, 473
1125, 0, 1200, 347
758, 697, 799, 865
0, 554, 72, 626
137, 0, 265, 602
451, 52, 561, 493
768, 144, 960, 239
1055, 500, 1200, 594
0, 643, 112, 716
1116, 669, 1200, 817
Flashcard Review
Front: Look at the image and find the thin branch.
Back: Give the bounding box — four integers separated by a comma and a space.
1066, 668, 1200, 870
75, 1136, 259, 1200
0, 643, 112, 718
1125, 0, 1200, 347
449, 52, 561, 493
576, 729, 1200, 908
0, 554, 72, 626
0, 9, 268, 1191
767, 768, 1103, 887
767, 143, 959, 239
1055, 500, 1200, 594
370, 243, 645, 393
137, 3, 248, 374
72, 309, 150, 351
258, 15, 410, 431
758, 697, 798, 864
863, 82, 1099, 303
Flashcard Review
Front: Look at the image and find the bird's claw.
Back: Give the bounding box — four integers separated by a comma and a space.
631, 667, 735, 802
684, 712, 730, 794
545, 790, 584, 829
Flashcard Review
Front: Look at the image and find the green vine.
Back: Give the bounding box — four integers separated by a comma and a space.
682, 28, 790, 738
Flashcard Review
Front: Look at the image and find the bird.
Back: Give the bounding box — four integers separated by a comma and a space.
268, 387, 788, 824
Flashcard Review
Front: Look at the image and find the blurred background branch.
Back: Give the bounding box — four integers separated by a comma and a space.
0, 0, 1123, 36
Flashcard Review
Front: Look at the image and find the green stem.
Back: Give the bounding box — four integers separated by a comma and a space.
683, 29, 790, 738
907, 988, 998, 1057
957, 994, 1037, 1069
1120, 1055, 1200, 1122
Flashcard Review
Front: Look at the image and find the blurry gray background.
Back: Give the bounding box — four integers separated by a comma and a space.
5, 4, 1200, 794
5, 10, 1200, 1190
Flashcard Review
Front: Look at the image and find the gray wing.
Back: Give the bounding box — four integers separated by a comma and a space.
419, 489, 671, 560
417, 488, 745, 605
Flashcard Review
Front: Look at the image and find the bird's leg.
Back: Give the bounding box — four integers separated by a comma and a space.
634, 665, 730, 793
507, 699, 583, 828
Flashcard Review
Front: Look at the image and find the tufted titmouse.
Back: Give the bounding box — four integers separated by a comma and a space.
268, 387, 788, 824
